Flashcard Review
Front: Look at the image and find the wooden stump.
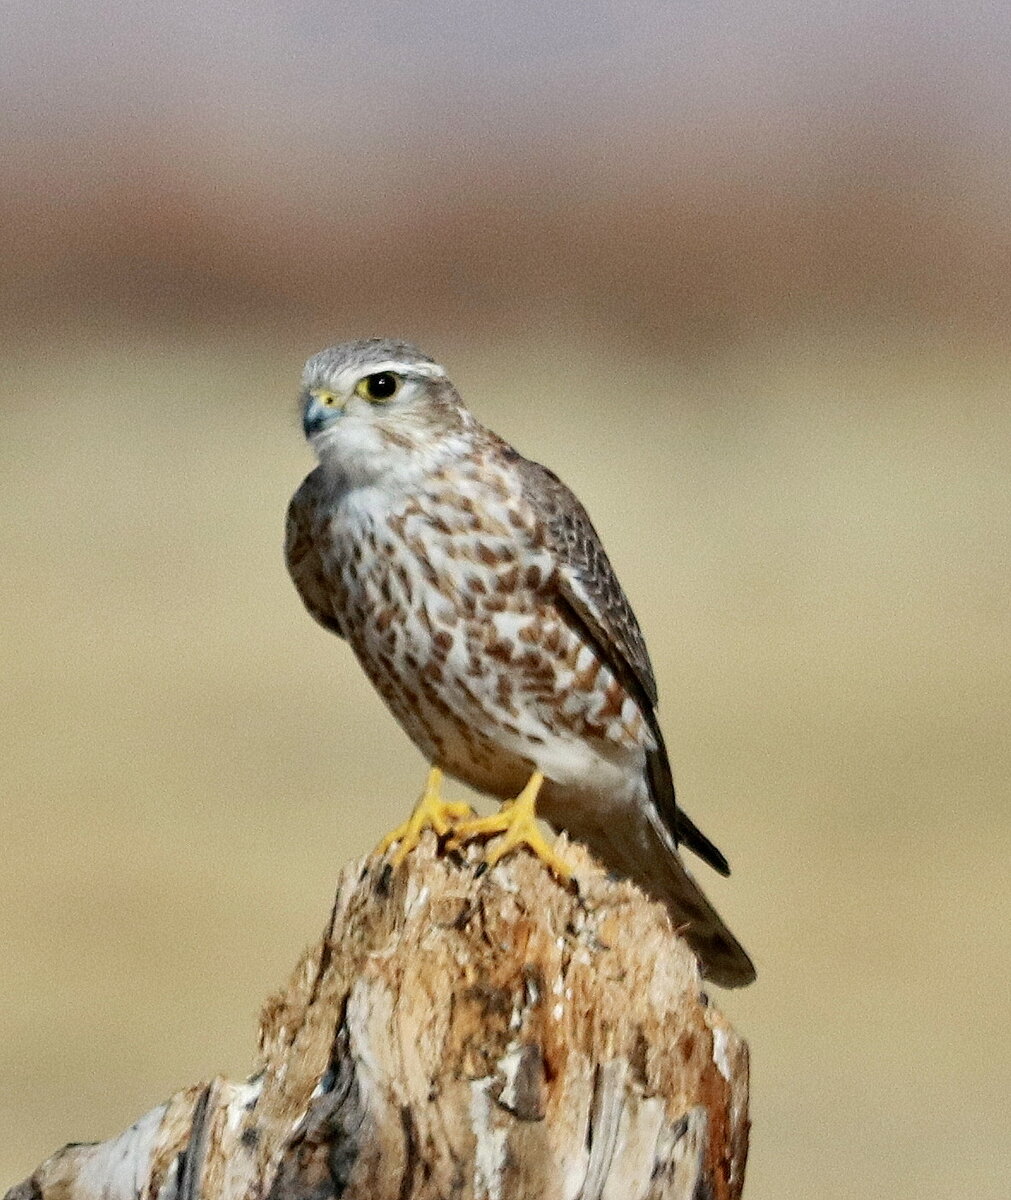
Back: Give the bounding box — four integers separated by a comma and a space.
5, 832, 749, 1199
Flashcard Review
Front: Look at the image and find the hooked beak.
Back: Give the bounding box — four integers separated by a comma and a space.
303, 388, 345, 437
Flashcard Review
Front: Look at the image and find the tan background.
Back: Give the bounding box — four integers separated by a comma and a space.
2, 5, 1009, 1198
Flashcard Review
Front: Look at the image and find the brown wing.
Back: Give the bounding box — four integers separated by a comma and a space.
285, 469, 346, 640
515, 455, 730, 876
514, 457, 657, 702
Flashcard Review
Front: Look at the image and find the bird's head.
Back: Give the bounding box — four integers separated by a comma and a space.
300, 339, 472, 488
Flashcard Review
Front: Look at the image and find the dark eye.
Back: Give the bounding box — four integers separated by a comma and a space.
358, 372, 402, 402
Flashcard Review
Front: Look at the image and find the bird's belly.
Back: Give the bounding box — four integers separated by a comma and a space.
330, 508, 650, 799
347, 600, 564, 799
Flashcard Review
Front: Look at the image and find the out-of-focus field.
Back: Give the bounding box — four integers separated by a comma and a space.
3, 3, 1010, 1192
2, 327, 1008, 1199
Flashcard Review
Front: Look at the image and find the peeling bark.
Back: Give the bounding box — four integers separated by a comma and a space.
6, 833, 749, 1199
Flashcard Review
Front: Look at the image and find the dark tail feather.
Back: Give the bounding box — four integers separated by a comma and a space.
592, 801, 757, 988
644, 739, 730, 876
657, 854, 757, 988
676, 808, 731, 877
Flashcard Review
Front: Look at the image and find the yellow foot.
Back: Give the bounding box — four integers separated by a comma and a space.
447, 771, 574, 881
376, 766, 474, 867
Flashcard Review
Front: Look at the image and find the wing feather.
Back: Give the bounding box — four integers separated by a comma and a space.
515, 457, 657, 702
285, 469, 346, 640
515, 456, 731, 876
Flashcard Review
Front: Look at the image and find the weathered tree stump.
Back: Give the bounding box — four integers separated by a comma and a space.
5, 832, 749, 1199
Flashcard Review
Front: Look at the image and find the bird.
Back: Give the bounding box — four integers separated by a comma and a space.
285, 338, 755, 987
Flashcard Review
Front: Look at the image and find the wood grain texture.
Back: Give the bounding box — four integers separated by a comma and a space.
6, 834, 749, 1200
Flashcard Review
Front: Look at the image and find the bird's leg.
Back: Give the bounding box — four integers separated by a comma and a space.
376, 766, 474, 867
447, 770, 574, 881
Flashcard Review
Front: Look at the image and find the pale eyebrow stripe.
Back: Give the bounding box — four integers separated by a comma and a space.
361, 360, 447, 379
302, 357, 449, 391
330, 360, 447, 390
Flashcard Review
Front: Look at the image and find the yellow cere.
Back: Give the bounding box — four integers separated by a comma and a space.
310, 388, 341, 407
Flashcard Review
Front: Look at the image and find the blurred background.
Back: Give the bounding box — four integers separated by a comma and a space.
1, 3, 1008, 1197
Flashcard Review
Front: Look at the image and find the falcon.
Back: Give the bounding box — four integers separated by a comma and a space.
286, 339, 755, 986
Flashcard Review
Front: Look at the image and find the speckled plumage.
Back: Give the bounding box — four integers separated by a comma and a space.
286, 339, 755, 986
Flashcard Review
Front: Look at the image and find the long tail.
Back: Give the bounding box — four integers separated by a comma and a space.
589, 793, 756, 988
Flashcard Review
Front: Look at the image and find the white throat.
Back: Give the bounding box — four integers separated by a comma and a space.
312, 419, 473, 501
